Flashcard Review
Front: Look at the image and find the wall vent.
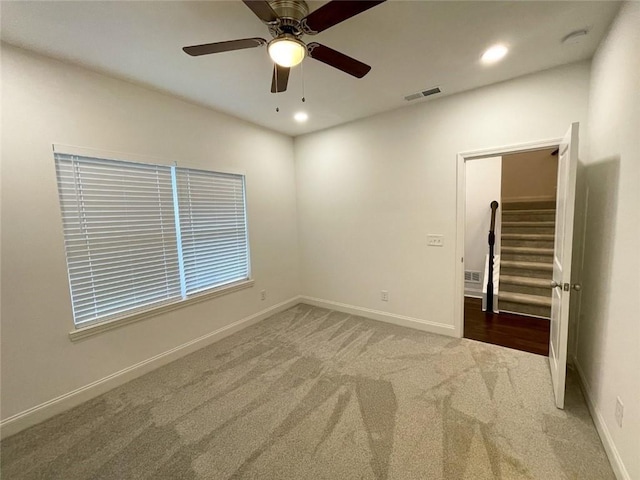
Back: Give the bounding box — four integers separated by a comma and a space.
404, 87, 442, 101
465, 270, 482, 283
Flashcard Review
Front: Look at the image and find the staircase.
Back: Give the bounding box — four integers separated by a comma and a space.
499, 201, 555, 318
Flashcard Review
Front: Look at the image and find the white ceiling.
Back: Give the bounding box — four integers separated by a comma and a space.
1, 1, 620, 136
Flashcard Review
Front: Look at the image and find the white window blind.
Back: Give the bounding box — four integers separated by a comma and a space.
55, 154, 182, 325
175, 168, 249, 294
54, 152, 250, 327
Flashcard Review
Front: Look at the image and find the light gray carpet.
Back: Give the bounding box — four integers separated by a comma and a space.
1, 304, 614, 479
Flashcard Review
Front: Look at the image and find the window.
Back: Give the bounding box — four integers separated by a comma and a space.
175, 167, 249, 295
54, 152, 250, 327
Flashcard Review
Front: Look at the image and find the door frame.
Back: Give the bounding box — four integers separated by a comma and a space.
454, 137, 562, 338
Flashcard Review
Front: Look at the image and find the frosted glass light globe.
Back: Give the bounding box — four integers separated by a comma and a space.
268, 37, 306, 68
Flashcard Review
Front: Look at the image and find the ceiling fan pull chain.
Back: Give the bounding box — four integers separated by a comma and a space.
301, 60, 306, 103
275, 65, 279, 112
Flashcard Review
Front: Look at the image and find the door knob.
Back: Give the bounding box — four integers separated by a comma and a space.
572, 284, 582, 291
550, 280, 561, 288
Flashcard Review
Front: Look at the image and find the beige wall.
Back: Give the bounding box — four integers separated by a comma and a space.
576, 3, 640, 479
0, 45, 300, 422
501, 148, 558, 203
295, 61, 590, 334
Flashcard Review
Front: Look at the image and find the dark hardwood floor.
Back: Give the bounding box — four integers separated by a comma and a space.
464, 297, 550, 356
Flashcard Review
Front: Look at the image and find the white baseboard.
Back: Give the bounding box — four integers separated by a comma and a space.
0, 296, 301, 440
464, 287, 483, 298
300, 296, 456, 337
574, 359, 630, 480
499, 309, 550, 320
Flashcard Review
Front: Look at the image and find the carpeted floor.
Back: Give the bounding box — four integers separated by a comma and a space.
1, 304, 614, 479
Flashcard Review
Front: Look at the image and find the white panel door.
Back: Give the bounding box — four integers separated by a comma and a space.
549, 122, 579, 409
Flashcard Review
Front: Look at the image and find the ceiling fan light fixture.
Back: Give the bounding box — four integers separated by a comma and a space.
268, 35, 306, 68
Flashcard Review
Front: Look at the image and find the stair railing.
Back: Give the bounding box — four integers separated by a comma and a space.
486, 200, 499, 312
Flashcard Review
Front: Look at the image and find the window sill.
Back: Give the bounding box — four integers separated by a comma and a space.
68, 279, 255, 342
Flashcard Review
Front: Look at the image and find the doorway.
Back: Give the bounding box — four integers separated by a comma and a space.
455, 124, 581, 408
456, 143, 560, 356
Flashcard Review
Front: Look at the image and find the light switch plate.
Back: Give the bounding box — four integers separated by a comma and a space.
428, 234, 444, 247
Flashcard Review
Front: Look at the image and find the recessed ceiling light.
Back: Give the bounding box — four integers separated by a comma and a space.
481, 44, 508, 64
294, 112, 308, 122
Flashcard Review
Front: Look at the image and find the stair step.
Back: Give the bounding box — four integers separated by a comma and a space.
501, 246, 554, 262
501, 284, 551, 297
501, 260, 552, 271
502, 209, 556, 215
500, 275, 552, 297
501, 253, 554, 262
499, 292, 552, 307
502, 221, 555, 228
501, 246, 553, 255
501, 260, 553, 279
502, 239, 554, 248
501, 233, 554, 248
500, 275, 552, 288
502, 222, 555, 235
502, 201, 556, 210
499, 291, 552, 317
502, 210, 556, 222
499, 301, 551, 319
502, 234, 554, 240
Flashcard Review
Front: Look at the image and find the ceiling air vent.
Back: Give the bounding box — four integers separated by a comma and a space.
404, 87, 441, 102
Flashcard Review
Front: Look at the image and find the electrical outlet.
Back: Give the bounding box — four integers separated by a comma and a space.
427, 234, 444, 247
260, 289, 266, 301
615, 397, 624, 427
381, 290, 389, 302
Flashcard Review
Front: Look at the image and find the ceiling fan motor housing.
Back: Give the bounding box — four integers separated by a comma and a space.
269, 0, 309, 21
268, 0, 309, 37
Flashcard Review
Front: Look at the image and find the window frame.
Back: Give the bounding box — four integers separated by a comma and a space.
52, 145, 254, 340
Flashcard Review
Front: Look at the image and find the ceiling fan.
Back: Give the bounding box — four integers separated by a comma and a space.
182, 0, 386, 93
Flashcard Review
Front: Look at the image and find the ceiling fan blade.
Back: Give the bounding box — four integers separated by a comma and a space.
301, 1, 386, 34
242, 0, 279, 23
183, 38, 266, 56
307, 43, 371, 78
271, 64, 290, 93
